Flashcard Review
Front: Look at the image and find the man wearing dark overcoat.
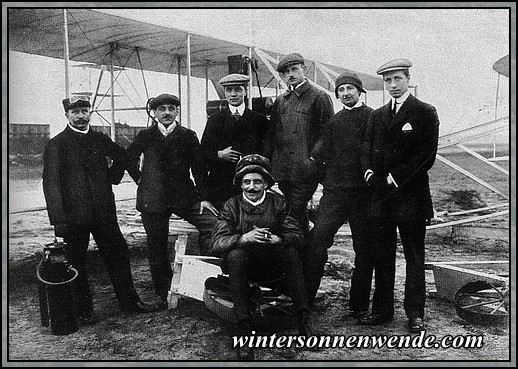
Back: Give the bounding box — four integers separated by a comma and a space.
126, 94, 218, 307
201, 74, 270, 210
360, 59, 440, 332
43, 95, 156, 325
264, 53, 335, 263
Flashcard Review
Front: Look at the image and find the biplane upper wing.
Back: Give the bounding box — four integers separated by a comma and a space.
8, 8, 384, 92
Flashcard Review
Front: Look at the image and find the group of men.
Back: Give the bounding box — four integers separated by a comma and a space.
42, 52, 439, 359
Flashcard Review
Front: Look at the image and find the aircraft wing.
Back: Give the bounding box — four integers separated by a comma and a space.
492, 54, 509, 77
8, 8, 383, 92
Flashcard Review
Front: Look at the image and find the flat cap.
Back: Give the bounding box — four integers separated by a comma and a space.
335, 71, 366, 97
233, 154, 275, 189
376, 58, 413, 75
148, 93, 180, 110
62, 95, 91, 112
276, 53, 305, 72
219, 73, 250, 87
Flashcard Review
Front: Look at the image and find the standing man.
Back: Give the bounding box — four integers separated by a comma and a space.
210, 154, 313, 360
265, 53, 335, 260
360, 59, 440, 332
201, 74, 270, 210
43, 95, 157, 325
126, 93, 218, 307
305, 72, 375, 312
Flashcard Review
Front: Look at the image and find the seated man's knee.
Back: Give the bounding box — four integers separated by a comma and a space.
226, 248, 248, 267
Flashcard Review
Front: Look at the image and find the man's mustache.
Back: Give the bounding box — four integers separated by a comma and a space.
74, 119, 89, 124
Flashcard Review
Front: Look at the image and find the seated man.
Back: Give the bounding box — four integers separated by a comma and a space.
210, 154, 313, 359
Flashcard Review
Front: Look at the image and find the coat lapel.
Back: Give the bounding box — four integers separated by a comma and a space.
387, 94, 416, 130
382, 101, 392, 128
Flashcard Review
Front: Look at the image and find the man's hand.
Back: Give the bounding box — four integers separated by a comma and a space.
54, 223, 68, 238
218, 146, 243, 163
367, 174, 387, 190
199, 201, 219, 216
239, 227, 279, 245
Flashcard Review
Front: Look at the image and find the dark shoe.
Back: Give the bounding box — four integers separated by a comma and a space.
120, 300, 158, 313
234, 319, 254, 360
358, 313, 393, 326
297, 310, 315, 337
236, 346, 255, 361
348, 310, 368, 318
408, 317, 425, 332
77, 312, 97, 326
157, 301, 169, 311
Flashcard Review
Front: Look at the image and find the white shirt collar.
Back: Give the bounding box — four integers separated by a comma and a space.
290, 78, 307, 91
242, 191, 267, 206
343, 101, 363, 110
158, 121, 178, 136
67, 123, 89, 134
229, 103, 246, 116
393, 90, 411, 106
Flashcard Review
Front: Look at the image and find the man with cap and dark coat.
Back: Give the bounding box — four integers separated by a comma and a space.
264, 52, 335, 263
360, 59, 440, 332
201, 73, 270, 210
210, 154, 313, 360
126, 93, 219, 307
304, 72, 375, 312
42, 95, 157, 325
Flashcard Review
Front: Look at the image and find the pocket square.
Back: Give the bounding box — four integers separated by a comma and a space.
402, 123, 413, 131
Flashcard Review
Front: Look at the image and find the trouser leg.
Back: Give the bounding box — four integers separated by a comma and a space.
349, 217, 374, 312
399, 220, 427, 319
348, 188, 374, 312
226, 248, 252, 322
91, 222, 140, 306
64, 225, 93, 316
178, 202, 218, 256
278, 180, 319, 261
304, 190, 347, 304
371, 220, 397, 317
141, 212, 173, 301
277, 247, 309, 313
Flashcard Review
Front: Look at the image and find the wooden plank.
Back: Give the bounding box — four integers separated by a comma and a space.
426, 260, 508, 269
430, 263, 508, 302
167, 234, 188, 309
426, 210, 509, 229
435, 203, 508, 217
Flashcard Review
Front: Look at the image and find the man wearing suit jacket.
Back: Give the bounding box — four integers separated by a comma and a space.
360, 59, 440, 332
126, 94, 218, 307
201, 73, 270, 210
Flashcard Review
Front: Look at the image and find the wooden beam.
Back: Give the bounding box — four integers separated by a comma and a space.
456, 143, 508, 175
438, 116, 508, 149
436, 154, 508, 199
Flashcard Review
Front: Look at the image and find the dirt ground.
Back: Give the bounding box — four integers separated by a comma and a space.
6, 151, 512, 364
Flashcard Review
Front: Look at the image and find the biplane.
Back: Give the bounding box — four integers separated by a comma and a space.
8, 8, 510, 316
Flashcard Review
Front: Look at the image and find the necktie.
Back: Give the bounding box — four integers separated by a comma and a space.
233, 109, 241, 121
392, 101, 398, 116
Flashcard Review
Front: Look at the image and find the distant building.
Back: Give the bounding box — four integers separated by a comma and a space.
9, 122, 147, 156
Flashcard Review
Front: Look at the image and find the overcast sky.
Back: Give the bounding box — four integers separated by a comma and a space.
8, 5, 512, 141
